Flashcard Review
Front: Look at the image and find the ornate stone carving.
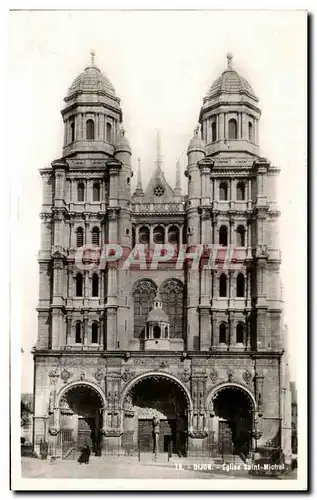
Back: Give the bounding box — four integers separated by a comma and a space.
188, 430, 208, 439
101, 429, 123, 437
49, 371, 59, 384
255, 245, 270, 259
121, 368, 135, 382
60, 369, 71, 383
134, 280, 157, 294
80, 371, 85, 381
93, 369, 104, 384
181, 367, 191, 383
243, 370, 253, 384
160, 279, 183, 294
227, 369, 234, 382
123, 393, 133, 410
209, 369, 218, 383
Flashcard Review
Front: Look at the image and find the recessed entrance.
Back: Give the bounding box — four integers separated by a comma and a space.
123, 375, 189, 456
58, 385, 103, 456
213, 386, 253, 458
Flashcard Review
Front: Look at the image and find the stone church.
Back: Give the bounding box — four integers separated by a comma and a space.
33, 52, 292, 461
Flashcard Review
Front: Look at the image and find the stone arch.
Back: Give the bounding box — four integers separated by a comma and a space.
120, 371, 193, 412
56, 380, 107, 409
132, 279, 157, 339
132, 278, 157, 294
206, 382, 256, 411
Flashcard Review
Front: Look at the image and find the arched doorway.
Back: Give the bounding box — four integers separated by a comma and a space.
210, 385, 254, 458
122, 374, 190, 457
58, 384, 104, 456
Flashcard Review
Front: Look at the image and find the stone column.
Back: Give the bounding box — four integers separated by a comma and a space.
66, 312, 72, 345
83, 311, 89, 345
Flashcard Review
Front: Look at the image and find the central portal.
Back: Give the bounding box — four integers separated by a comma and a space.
123, 375, 188, 456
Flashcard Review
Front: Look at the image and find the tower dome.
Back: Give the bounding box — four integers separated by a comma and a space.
199, 53, 261, 157
65, 62, 116, 101
61, 51, 122, 159
205, 53, 258, 102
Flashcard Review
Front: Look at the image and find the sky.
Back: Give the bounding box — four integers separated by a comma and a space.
8, 10, 306, 392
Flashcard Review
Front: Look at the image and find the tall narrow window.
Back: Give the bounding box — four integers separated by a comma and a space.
211, 121, 217, 142
219, 226, 228, 247
75, 322, 82, 344
92, 227, 100, 246
132, 226, 136, 248
76, 273, 83, 297
86, 119, 95, 140
236, 182, 246, 201
228, 118, 238, 139
153, 226, 165, 244
219, 274, 227, 297
219, 323, 227, 344
168, 225, 179, 246
77, 182, 85, 202
219, 182, 228, 201
139, 226, 150, 244
106, 122, 112, 143
92, 273, 99, 297
93, 182, 100, 202
248, 122, 254, 142
76, 227, 84, 248
236, 323, 244, 343
236, 273, 245, 297
91, 322, 98, 344
236, 225, 246, 247
70, 119, 75, 143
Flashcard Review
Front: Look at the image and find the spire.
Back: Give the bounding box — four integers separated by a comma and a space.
155, 129, 163, 173
174, 159, 182, 197
90, 50, 96, 66
226, 52, 233, 70
134, 157, 144, 197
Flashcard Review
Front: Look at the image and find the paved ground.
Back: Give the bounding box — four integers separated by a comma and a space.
21, 456, 297, 481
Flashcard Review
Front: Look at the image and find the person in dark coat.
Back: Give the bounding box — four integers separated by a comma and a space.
78, 441, 91, 464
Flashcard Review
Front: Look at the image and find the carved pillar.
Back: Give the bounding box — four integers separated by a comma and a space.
66, 311, 72, 345
83, 311, 89, 345
254, 371, 265, 416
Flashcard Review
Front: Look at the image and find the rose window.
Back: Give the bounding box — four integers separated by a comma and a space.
153, 185, 165, 197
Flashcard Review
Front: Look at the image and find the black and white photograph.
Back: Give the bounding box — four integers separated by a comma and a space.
8, 8, 307, 491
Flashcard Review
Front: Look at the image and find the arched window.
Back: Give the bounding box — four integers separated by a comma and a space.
219, 182, 228, 201
91, 322, 99, 344
70, 119, 75, 143
168, 225, 179, 246
76, 227, 84, 247
133, 280, 157, 339
132, 226, 136, 248
219, 274, 227, 297
219, 226, 228, 247
77, 182, 85, 202
93, 182, 100, 202
236, 323, 244, 344
86, 119, 95, 140
92, 273, 99, 297
228, 118, 238, 139
75, 322, 82, 344
248, 122, 254, 142
139, 226, 150, 245
236, 182, 246, 201
236, 225, 246, 247
153, 226, 165, 244
165, 326, 169, 338
106, 122, 112, 143
92, 227, 100, 246
160, 279, 184, 339
211, 121, 217, 142
219, 323, 227, 344
153, 326, 161, 339
76, 273, 83, 297
236, 273, 245, 297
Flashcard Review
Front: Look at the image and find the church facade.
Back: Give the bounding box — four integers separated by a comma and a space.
33, 52, 292, 461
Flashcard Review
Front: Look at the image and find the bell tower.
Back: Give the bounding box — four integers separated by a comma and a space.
61, 51, 122, 158
199, 53, 261, 157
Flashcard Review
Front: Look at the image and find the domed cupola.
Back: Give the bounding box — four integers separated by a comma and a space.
145, 293, 171, 350
199, 53, 261, 157
61, 51, 123, 159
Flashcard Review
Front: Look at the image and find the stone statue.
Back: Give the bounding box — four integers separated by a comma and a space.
153, 416, 160, 434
